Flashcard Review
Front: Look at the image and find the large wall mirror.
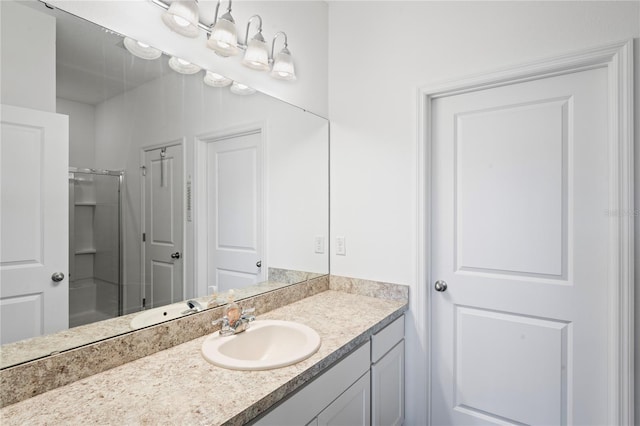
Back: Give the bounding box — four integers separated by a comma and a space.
0, 0, 328, 368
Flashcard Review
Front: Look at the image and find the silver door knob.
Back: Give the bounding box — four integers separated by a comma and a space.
256, 260, 262, 268
170, 252, 181, 259
434, 280, 448, 292
51, 272, 65, 282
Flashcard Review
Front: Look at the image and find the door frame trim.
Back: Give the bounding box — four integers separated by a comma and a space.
194, 122, 267, 298
417, 40, 634, 425
139, 138, 186, 309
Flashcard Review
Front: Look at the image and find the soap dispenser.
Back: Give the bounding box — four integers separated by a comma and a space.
223, 289, 241, 328
206, 290, 219, 308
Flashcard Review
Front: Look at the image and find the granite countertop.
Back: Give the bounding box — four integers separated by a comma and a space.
0, 290, 406, 425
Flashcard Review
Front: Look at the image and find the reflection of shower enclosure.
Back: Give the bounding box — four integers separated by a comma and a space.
68, 168, 123, 328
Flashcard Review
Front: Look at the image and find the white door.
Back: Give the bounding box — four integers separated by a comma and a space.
143, 144, 183, 309
431, 65, 613, 425
206, 130, 263, 293
0, 104, 69, 344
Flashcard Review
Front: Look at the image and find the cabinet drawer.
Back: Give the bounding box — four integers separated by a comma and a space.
371, 315, 404, 363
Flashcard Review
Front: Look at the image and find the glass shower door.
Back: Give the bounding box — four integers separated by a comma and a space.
68, 169, 122, 327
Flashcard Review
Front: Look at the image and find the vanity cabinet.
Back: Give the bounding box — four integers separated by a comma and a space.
317, 372, 370, 425
254, 341, 370, 426
372, 342, 404, 426
371, 316, 405, 426
253, 315, 404, 426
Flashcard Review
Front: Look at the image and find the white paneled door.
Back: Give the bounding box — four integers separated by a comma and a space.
0, 104, 69, 344
205, 130, 263, 293
143, 143, 183, 308
430, 60, 621, 425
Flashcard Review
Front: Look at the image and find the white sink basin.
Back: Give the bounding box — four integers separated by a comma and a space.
201, 319, 321, 370
130, 303, 190, 330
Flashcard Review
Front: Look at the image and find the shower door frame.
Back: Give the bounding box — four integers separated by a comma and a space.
69, 167, 125, 317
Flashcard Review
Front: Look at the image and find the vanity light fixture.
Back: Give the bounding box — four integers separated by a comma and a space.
270, 32, 296, 81
161, 0, 200, 38
169, 56, 202, 74
230, 82, 256, 95
207, 0, 239, 57
123, 37, 162, 60
241, 16, 270, 71
151, 0, 296, 81
204, 70, 233, 87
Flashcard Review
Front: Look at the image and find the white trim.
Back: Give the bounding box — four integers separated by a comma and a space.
415, 84, 431, 426
417, 39, 634, 426
194, 122, 267, 297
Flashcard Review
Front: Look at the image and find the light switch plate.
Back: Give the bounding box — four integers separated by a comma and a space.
336, 236, 346, 256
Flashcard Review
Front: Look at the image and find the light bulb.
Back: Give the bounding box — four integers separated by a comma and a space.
206, 11, 239, 57
270, 47, 296, 81
203, 71, 232, 87
161, 0, 199, 38
173, 15, 190, 27
230, 81, 256, 95
241, 34, 269, 71
124, 37, 162, 60
168, 56, 201, 74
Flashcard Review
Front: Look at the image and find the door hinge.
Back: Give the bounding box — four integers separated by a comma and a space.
142, 232, 146, 242
142, 298, 146, 308
140, 165, 146, 176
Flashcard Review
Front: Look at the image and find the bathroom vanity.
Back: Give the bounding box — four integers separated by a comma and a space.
0, 282, 407, 425
254, 314, 404, 425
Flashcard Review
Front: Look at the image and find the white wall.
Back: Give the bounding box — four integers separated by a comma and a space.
327, 2, 640, 424
56, 98, 96, 168
0, 0, 56, 112
93, 71, 328, 312
48, 0, 329, 117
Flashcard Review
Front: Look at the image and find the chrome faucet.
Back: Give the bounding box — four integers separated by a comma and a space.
181, 299, 204, 315
213, 307, 256, 336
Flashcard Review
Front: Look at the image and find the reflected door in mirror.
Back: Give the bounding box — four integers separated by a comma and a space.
206, 130, 263, 293
143, 143, 184, 309
0, 105, 69, 344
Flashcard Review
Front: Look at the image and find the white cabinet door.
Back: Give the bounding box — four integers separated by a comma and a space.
431, 64, 612, 424
372, 341, 404, 426
0, 104, 69, 344
317, 372, 370, 426
254, 343, 370, 426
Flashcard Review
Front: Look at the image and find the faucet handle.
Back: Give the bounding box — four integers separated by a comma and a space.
241, 307, 256, 321
212, 317, 229, 327
213, 316, 235, 336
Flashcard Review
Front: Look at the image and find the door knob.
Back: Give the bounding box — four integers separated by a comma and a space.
434, 280, 448, 292
170, 252, 181, 259
51, 272, 65, 282
256, 260, 262, 268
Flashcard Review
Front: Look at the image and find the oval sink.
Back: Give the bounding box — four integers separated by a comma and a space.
130, 303, 190, 330
201, 320, 321, 370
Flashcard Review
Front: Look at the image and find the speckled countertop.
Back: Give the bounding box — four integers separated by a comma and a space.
0, 290, 406, 425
